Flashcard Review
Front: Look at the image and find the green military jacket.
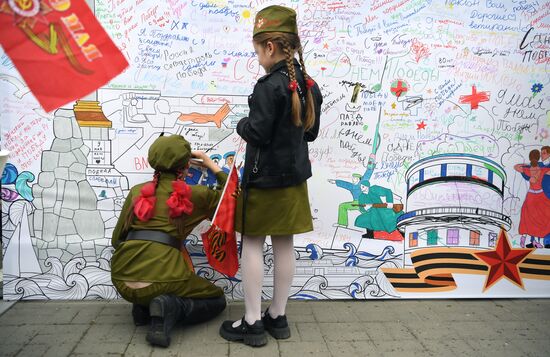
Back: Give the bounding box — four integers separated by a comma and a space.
111, 172, 227, 282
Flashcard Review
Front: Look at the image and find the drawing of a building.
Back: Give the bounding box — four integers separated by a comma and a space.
74, 100, 129, 197
397, 154, 511, 266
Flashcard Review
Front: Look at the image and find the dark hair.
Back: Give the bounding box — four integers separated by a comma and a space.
123, 169, 190, 237
253, 31, 316, 131
529, 149, 540, 167
168, 169, 189, 236
123, 170, 160, 233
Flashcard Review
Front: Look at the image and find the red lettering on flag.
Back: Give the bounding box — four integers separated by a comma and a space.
200, 166, 240, 277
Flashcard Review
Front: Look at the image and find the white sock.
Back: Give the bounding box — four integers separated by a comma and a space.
232, 235, 266, 328
268, 235, 295, 318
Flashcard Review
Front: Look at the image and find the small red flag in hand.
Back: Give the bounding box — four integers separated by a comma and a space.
0, 0, 128, 112
201, 166, 239, 277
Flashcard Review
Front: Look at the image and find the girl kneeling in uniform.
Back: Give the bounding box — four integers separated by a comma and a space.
111, 135, 227, 347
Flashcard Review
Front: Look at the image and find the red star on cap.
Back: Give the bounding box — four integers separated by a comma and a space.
474, 229, 532, 291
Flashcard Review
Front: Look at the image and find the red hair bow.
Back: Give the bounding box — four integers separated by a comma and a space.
288, 80, 298, 92
133, 182, 157, 221
306, 79, 315, 89
166, 180, 194, 218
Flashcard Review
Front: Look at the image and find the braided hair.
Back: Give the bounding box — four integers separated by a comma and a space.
123, 168, 194, 238
123, 170, 160, 233
282, 41, 303, 128
297, 47, 316, 131
253, 31, 317, 131
168, 169, 193, 237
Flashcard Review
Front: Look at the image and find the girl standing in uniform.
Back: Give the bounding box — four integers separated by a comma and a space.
219, 5, 323, 347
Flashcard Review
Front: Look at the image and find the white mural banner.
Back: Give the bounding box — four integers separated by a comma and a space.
1, 0, 550, 300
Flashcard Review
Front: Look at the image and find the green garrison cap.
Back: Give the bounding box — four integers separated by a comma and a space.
253, 5, 298, 37
148, 135, 191, 172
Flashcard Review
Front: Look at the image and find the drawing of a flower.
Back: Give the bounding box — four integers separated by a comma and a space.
531, 83, 543, 97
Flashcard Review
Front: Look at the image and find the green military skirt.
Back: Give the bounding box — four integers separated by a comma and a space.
234, 181, 313, 236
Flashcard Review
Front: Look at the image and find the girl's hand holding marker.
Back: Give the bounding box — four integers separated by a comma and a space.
190, 151, 222, 173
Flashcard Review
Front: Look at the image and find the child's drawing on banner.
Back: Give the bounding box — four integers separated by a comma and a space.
1, 1, 550, 301
514, 148, 550, 249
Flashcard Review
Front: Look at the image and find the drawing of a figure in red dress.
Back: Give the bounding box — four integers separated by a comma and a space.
514, 149, 550, 248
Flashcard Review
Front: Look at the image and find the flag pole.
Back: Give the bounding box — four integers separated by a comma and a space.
210, 139, 244, 222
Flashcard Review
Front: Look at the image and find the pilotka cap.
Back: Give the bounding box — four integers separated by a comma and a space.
253, 5, 298, 37
148, 135, 191, 172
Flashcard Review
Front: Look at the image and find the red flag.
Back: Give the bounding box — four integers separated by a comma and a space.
0, 0, 128, 112
201, 166, 239, 277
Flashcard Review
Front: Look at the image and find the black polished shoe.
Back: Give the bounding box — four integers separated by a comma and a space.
146, 295, 190, 348
132, 304, 150, 326
526, 243, 534, 248
262, 309, 290, 339
219, 318, 267, 347
545, 244, 550, 249
182, 296, 226, 325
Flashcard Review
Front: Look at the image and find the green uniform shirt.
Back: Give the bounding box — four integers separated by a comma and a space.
111, 172, 228, 283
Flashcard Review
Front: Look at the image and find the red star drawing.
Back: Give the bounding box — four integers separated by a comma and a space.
474, 229, 532, 291
459, 86, 490, 110
416, 120, 427, 130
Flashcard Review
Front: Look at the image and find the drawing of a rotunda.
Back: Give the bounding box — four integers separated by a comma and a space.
397, 154, 511, 267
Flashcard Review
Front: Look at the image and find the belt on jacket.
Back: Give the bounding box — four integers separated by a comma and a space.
126, 230, 181, 250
